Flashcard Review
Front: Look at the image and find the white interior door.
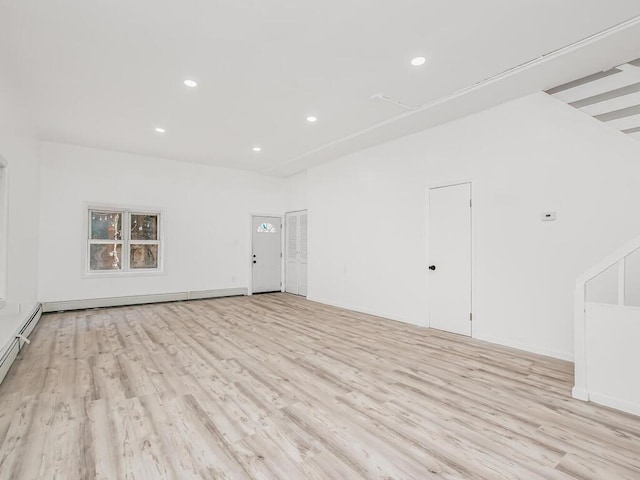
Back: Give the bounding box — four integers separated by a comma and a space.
252, 216, 282, 293
298, 212, 308, 296
428, 183, 472, 336
285, 210, 308, 297
285, 213, 299, 294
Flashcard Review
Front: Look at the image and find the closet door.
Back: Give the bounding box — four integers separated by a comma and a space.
285, 213, 299, 294
298, 212, 308, 296
285, 210, 308, 297
428, 183, 471, 336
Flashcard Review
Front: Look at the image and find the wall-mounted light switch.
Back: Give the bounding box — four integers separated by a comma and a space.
542, 211, 556, 221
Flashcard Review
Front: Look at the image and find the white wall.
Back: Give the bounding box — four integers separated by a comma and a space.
0, 81, 41, 347
31, 91, 640, 361
285, 171, 308, 213
38, 142, 285, 302
306, 92, 640, 360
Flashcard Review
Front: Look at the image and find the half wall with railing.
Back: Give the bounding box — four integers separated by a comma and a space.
574, 235, 640, 416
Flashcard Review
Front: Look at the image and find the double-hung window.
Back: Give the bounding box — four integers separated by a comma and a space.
87, 207, 162, 274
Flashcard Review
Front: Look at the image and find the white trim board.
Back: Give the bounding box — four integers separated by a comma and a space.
0, 303, 43, 385
308, 295, 574, 362
588, 391, 640, 417
43, 287, 248, 313
306, 295, 423, 327
472, 332, 574, 362
188, 288, 247, 300
572, 387, 589, 401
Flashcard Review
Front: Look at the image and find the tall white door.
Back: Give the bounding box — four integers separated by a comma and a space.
428, 183, 472, 336
252, 216, 282, 294
285, 210, 308, 296
298, 212, 308, 296
286, 213, 298, 294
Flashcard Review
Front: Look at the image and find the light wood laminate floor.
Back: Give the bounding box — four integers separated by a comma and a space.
0, 294, 639, 479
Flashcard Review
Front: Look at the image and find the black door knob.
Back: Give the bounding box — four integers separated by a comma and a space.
253, 260, 257, 264
429, 265, 436, 271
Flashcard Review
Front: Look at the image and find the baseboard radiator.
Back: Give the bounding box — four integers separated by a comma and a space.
0, 303, 43, 385
42, 287, 248, 313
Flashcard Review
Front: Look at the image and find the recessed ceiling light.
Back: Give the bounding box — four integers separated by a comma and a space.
252, 146, 262, 152
154, 127, 166, 134
410, 56, 426, 67
184, 79, 198, 88
306, 116, 318, 123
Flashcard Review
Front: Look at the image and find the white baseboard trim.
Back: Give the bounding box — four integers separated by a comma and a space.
0, 303, 43, 385
572, 386, 589, 401
307, 296, 573, 362
43, 288, 248, 313
44, 292, 188, 312
473, 333, 574, 362
589, 391, 640, 417
188, 288, 247, 300
306, 296, 423, 327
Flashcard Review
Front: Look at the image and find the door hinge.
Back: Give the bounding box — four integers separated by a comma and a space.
470, 199, 472, 208
280, 252, 283, 258
470, 313, 473, 322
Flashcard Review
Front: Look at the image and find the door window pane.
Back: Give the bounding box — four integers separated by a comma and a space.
130, 244, 158, 269
90, 211, 122, 240
257, 222, 277, 233
130, 214, 158, 240
89, 244, 122, 270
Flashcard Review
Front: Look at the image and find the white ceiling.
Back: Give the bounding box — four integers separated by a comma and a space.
1, 1, 640, 176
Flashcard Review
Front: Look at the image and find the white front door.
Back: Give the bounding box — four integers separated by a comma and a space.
428, 183, 472, 336
252, 216, 282, 294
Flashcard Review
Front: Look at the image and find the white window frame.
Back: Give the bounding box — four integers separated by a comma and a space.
0, 156, 8, 308
85, 204, 164, 277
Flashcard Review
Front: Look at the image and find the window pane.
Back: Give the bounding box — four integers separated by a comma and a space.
586, 263, 618, 304
131, 214, 158, 240
90, 211, 122, 240
89, 244, 122, 270
130, 244, 159, 269
257, 222, 277, 233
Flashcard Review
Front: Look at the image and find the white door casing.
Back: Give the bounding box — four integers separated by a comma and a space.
428, 183, 472, 336
252, 215, 282, 294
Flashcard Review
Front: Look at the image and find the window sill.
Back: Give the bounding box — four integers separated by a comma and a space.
82, 269, 165, 280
